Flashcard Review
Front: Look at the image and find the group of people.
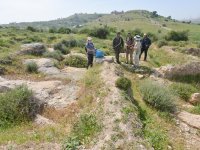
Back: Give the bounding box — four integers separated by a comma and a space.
113, 32, 151, 67
85, 32, 151, 69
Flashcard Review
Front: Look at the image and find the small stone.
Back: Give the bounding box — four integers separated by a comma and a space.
137, 74, 144, 79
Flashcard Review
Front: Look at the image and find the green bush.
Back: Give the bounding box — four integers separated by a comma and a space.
54, 43, 70, 54
43, 51, 64, 61
169, 82, 197, 101
115, 77, 132, 91
26, 62, 38, 73
90, 27, 110, 39
0, 86, 39, 128
140, 80, 176, 113
157, 40, 168, 48
26, 26, 37, 32
64, 55, 87, 68
165, 30, 189, 41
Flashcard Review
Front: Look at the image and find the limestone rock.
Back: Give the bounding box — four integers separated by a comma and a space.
189, 93, 200, 105
20, 43, 46, 55
34, 114, 55, 126
178, 111, 200, 129
155, 61, 200, 79
24, 58, 60, 75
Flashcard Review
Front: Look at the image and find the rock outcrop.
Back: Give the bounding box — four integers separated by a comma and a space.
19, 43, 46, 55
154, 61, 200, 78
184, 48, 200, 57
189, 93, 200, 105
23, 58, 60, 75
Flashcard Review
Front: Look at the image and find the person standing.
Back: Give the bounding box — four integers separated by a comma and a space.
85, 37, 96, 69
125, 33, 134, 64
139, 33, 151, 61
134, 35, 142, 68
113, 32, 124, 64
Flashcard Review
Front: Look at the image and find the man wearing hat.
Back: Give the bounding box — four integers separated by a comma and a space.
139, 33, 151, 61
85, 37, 96, 69
112, 32, 124, 64
134, 35, 142, 67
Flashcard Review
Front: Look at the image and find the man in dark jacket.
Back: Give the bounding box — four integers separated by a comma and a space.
113, 32, 124, 64
85, 37, 96, 69
139, 33, 151, 61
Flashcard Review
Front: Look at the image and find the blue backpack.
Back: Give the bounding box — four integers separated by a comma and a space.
95, 49, 104, 58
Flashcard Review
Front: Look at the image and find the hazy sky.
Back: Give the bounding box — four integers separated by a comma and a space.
0, 0, 200, 24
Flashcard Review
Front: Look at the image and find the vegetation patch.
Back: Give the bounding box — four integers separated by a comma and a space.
115, 77, 132, 91
190, 105, 200, 115
157, 40, 168, 48
169, 82, 198, 101
43, 51, 64, 61
62, 113, 101, 149
54, 43, 70, 55
64, 55, 87, 68
25, 62, 38, 73
165, 30, 189, 41
0, 86, 39, 128
140, 80, 176, 113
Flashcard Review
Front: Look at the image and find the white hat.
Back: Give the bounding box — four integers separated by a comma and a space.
87, 37, 92, 41
134, 35, 141, 41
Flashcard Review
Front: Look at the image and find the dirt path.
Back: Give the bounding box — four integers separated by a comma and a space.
87, 62, 150, 150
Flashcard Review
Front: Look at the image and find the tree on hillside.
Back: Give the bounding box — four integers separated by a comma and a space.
151, 11, 159, 18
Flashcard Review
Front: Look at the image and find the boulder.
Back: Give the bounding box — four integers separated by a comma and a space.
20, 43, 46, 56
34, 114, 55, 126
23, 58, 60, 75
189, 93, 200, 105
155, 61, 200, 79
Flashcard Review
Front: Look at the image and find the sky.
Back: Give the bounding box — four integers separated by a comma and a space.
0, 0, 200, 24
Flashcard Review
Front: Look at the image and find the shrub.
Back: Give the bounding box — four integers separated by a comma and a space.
58, 27, 71, 34
169, 82, 197, 101
157, 40, 168, 48
0, 86, 39, 128
54, 43, 70, 54
26, 26, 37, 32
26, 62, 38, 73
43, 51, 64, 61
90, 27, 110, 39
49, 28, 57, 33
64, 55, 87, 68
165, 30, 189, 41
48, 36, 57, 41
140, 80, 176, 113
115, 77, 132, 91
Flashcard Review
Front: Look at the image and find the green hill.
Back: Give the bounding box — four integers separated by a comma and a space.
3, 13, 105, 29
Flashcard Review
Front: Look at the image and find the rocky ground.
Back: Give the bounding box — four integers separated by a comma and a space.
1, 43, 200, 149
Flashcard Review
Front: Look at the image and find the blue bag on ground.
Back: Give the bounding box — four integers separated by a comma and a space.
95, 49, 104, 58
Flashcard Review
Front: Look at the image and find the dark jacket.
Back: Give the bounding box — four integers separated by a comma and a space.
113, 36, 124, 50
85, 42, 95, 55
141, 37, 151, 50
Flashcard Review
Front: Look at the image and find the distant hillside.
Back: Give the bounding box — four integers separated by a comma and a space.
191, 18, 200, 23
3, 13, 105, 29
